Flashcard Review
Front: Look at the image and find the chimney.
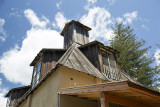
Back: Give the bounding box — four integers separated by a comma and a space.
61, 20, 91, 49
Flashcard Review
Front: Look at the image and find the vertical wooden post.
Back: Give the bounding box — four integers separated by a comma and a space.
100, 92, 109, 107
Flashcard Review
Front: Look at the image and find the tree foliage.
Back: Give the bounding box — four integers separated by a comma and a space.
109, 23, 159, 88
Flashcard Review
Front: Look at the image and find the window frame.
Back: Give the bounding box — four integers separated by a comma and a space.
31, 60, 42, 88
102, 51, 116, 69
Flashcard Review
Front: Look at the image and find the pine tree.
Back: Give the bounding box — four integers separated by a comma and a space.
109, 23, 158, 88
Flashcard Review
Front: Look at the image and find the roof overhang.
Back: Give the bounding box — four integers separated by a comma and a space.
60, 20, 92, 36
30, 48, 66, 66
5, 85, 30, 97
78, 40, 119, 54
59, 81, 160, 106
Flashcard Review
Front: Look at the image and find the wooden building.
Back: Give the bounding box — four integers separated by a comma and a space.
6, 20, 160, 107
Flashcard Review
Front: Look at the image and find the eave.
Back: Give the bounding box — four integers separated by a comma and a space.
30, 48, 66, 66
59, 80, 160, 106
60, 20, 92, 36
78, 40, 119, 54
5, 85, 30, 97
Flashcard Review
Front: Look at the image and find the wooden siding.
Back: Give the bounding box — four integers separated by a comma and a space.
64, 24, 74, 49
64, 23, 89, 49
73, 23, 89, 45
79, 43, 102, 72
39, 51, 65, 81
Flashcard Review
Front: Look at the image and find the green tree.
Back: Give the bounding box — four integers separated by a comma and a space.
109, 23, 159, 88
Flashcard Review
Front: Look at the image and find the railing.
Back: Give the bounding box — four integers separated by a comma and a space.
103, 65, 120, 81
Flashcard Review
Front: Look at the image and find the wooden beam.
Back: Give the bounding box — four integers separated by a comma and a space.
59, 81, 129, 94
100, 92, 109, 107
104, 92, 150, 107
59, 81, 160, 106
128, 81, 160, 98
77, 93, 100, 98
129, 87, 160, 99
78, 95, 97, 98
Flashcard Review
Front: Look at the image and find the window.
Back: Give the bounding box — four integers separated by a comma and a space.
32, 61, 42, 88
102, 51, 119, 80
108, 54, 116, 68
102, 52, 116, 68
102, 52, 109, 66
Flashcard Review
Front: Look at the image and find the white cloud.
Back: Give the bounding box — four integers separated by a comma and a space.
85, 0, 97, 10
87, 0, 97, 4
123, 11, 138, 24
142, 24, 150, 31
9, 8, 21, 18
114, 11, 138, 25
54, 12, 69, 30
56, 1, 62, 9
0, 18, 6, 42
155, 48, 160, 66
80, 7, 113, 42
24, 9, 49, 29
108, 0, 116, 6
0, 78, 8, 107
116, 17, 123, 23
0, 9, 63, 85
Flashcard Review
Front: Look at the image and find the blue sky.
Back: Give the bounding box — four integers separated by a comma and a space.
0, 0, 160, 106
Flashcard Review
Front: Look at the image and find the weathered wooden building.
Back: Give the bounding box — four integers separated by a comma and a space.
6, 20, 160, 107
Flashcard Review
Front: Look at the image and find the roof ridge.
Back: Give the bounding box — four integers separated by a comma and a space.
57, 43, 79, 65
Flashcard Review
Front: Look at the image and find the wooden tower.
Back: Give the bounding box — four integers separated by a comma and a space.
61, 20, 91, 49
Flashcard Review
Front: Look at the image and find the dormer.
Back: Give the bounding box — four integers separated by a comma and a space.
30, 49, 66, 88
5, 86, 30, 107
61, 20, 91, 49
79, 40, 120, 81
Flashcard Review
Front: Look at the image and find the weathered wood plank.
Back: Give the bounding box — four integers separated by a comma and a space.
100, 92, 108, 107
63, 23, 90, 49
59, 81, 129, 94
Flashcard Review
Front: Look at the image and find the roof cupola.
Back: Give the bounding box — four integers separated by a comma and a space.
61, 20, 91, 49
